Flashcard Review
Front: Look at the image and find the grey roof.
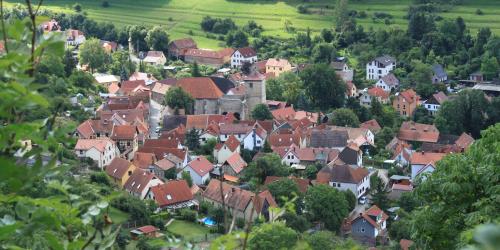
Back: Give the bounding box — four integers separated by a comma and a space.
330, 61, 346, 71
374, 55, 396, 67
310, 129, 348, 148
432, 64, 447, 78
338, 147, 359, 165
162, 115, 187, 131
210, 77, 235, 94
380, 73, 399, 86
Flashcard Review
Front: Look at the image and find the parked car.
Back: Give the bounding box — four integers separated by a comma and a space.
155, 126, 161, 133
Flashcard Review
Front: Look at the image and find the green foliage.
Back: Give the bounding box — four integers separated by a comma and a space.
369, 174, 390, 210
79, 38, 107, 73
179, 209, 197, 222
300, 64, 346, 111
305, 231, 335, 250
111, 195, 155, 222
145, 26, 170, 55
164, 168, 177, 180
242, 153, 289, 183
251, 103, 273, 120
311, 42, 336, 63
90, 171, 112, 186
305, 184, 349, 231
408, 124, 500, 249
267, 179, 300, 207
262, 140, 272, 153
191, 61, 201, 77
330, 108, 360, 127
73, 3, 82, 12
248, 222, 297, 250
343, 190, 357, 212
480, 56, 499, 80
304, 164, 319, 180
164, 86, 194, 115
281, 212, 311, 233
226, 30, 249, 48
413, 105, 434, 124
184, 128, 200, 151
108, 50, 136, 78
181, 171, 193, 187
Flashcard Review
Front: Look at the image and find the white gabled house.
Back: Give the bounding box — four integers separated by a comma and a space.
214, 135, 241, 164
242, 126, 267, 151
123, 169, 164, 199
366, 55, 396, 80
317, 164, 370, 198
231, 47, 258, 68
177, 156, 214, 186
375, 73, 399, 92
74, 138, 119, 169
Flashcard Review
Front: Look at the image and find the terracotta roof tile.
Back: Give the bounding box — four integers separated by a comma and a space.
410, 151, 447, 165
399, 89, 419, 103
170, 38, 197, 49
224, 135, 241, 152
176, 77, 223, 99
271, 107, 296, 121
123, 169, 162, 194
368, 87, 390, 99
234, 47, 257, 58
75, 138, 115, 152
137, 225, 159, 234
268, 133, 300, 147
360, 119, 382, 134
266, 58, 291, 68
398, 121, 439, 143
132, 152, 156, 169
105, 157, 134, 179
111, 125, 137, 140
187, 156, 214, 177
455, 132, 474, 150
224, 152, 247, 174
150, 180, 193, 208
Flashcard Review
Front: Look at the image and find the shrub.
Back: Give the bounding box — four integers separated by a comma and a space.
476, 9, 483, 15
358, 10, 367, 18
73, 3, 82, 12
236, 218, 246, 229
101, 1, 109, 8
180, 209, 197, 222
297, 4, 308, 14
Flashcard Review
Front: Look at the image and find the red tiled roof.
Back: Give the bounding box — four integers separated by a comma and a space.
105, 157, 133, 179
75, 138, 115, 152
392, 183, 413, 191
398, 121, 440, 143
123, 169, 162, 194
144, 138, 180, 149
150, 180, 193, 208
111, 125, 137, 140
360, 119, 382, 134
185, 48, 234, 59
234, 47, 257, 58
271, 107, 296, 121
399, 89, 419, 103
132, 152, 156, 169
266, 58, 291, 68
203, 179, 266, 212
219, 123, 253, 134
76, 120, 95, 139
137, 225, 159, 234
176, 77, 223, 99
154, 158, 176, 171
170, 38, 197, 49
455, 132, 474, 150
368, 87, 390, 99
411, 151, 447, 165
225, 152, 247, 174
187, 156, 214, 177
268, 133, 300, 147
224, 135, 241, 152
254, 190, 278, 214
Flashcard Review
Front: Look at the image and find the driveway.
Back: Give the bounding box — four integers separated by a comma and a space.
149, 99, 164, 139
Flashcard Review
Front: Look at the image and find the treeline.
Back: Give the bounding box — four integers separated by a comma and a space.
200, 16, 263, 47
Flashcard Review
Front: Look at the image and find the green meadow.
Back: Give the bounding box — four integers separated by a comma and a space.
5, 0, 500, 48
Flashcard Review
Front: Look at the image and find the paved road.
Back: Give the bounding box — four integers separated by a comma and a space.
149, 99, 164, 139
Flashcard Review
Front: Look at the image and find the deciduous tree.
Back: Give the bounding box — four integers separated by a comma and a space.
305, 184, 349, 231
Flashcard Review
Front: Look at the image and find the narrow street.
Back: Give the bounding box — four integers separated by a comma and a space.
149, 99, 165, 139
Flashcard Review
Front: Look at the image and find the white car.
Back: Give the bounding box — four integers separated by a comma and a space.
359, 196, 367, 205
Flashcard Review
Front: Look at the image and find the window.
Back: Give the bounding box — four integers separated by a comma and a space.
361, 228, 365, 233
127, 142, 131, 146
79, 150, 83, 154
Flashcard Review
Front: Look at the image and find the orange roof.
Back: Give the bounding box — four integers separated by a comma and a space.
108, 82, 120, 94
224, 135, 241, 152
266, 58, 291, 68
411, 151, 447, 165
150, 180, 193, 208
368, 87, 390, 99
105, 157, 133, 179
75, 138, 114, 152
132, 152, 156, 169
111, 125, 137, 140
271, 107, 296, 121
398, 121, 439, 143
223, 174, 239, 183
268, 133, 300, 147
399, 89, 419, 103
360, 119, 381, 134
187, 156, 214, 177
176, 77, 223, 99
224, 152, 247, 174
455, 132, 474, 150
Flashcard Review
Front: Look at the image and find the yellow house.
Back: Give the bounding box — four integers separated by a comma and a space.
105, 157, 137, 187
265, 58, 292, 77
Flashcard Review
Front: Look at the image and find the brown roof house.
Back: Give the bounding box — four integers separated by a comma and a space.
123, 169, 164, 199
221, 152, 248, 179
375, 73, 399, 92
105, 157, 137, 187
214, 135, 241, 164
143, 51, 167, 66
111, 125, 140, 160
202, 179, 279, 222
176, 77, 225, 115
184, 48, 234, 67
130, 225, 161, 239
410, 151, 447, 182
168, 38, 197, 59
397, 121, 440, 143
177, 156, 214, 186
360, 119, 382, 134
360, 87, 390, 107
316, 164, 370, 198
349, 205, 389, 246
423, 91, 448, 115
393, 89, 420, 117
265, 58, 292, 77
74, 138, 119, 169
146, 180, 196, 211
231, 47, 258, 68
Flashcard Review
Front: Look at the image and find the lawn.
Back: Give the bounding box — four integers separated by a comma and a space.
108, 206, 130, 224
166, 219, 211, 241
5, 0, 500, 48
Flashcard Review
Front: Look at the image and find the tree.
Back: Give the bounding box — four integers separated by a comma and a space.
434, 89, 490, 138
185, 128, 200, 151
63, 49, 76, 77
408, 12, 435, 41
300, 64, 346, 110
164, 87, 194, 114
335, 0, 349, 31
480, 56, 499, 81
330, 108, 360, 127
145, 25, 169, 55
79, 38, 107, 73
69, 70, 94, 89
369, 174, 389, 210
241, 61, 252, 75
191, 62, 201, 77
413, 106, 434, 124
305, 231, 335, 250
242, 153, 289, 183
305, 164, 319, 180
408, 124, 500, 249
265, 77, 284, 101
181, 171, 193, 187
226, 30, 249, 48
311, 43, 336, 63
73, 3, 82, 12
281, 212, 311, 232
108, 50, 135, 77
102, 1, 110, 8
305, 184, 349, 231
343, 190, 356, 211
248, 222, 297, 250
251, 104, 273, 120
268, 179, 300, 206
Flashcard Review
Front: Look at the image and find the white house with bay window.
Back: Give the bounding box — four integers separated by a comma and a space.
366, 55, 396, 80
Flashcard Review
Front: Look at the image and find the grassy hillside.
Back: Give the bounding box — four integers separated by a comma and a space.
5, 0, 500, 49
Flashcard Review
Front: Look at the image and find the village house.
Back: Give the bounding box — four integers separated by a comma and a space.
410, 151, 447, 181
331, 61, 354, 82
151, 81, 172, 103
149, 158, 176, 180
41, 19, 60, 32
129, 72, 158, 86
177, 156, 214, 186
393, 89, 420, 117
389, 183, 413, 200
111, 125, 140, 160
132, 152, 156, 169
74, 138, 119, 169
221, 152, 248, 179
168, 38, 197, 59
432, 64, 448, 83
423, 91, 448, 115
309, 129, 349, 149
335, 143, 364, 167
202, 179, 279, 222
66, 29, 86, 46
346, 81, 357, 97
130, 226, 161, 239
146, 180, 197, 211
360, 87, 390, 107
105, 157, 137, 187
469, 71, 484, 82
143, 51, 167, 66
176, 77, 225, 114
242, 125, 267, 151
277, 145, 340, 169
123, 169, 164, 199
366, 55, 396, 80
214, 135, 241, 164
269, 132, 304, 148
265, 58, 292, 77
375, 73, 399, 92
93, 73, 120, 88
184, 48, 234, 67
360, 119, 382, 134
219, 123, 253, 142
100, 40, 118, 53
397, 121, 440, 144
231, 47, 258, 68
316, 164, 370, 198
349, 205, 389, 246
